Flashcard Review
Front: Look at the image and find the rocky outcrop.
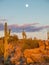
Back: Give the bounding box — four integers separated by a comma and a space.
23, 48, 49, 64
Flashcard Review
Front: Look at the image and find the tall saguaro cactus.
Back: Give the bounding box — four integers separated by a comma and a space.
4, 22, 10, 61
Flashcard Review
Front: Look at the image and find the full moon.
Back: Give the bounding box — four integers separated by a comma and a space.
25, 4, 29, 8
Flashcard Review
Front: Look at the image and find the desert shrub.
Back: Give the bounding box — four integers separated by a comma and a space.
32, 40, 39, 48
44, 56, 49, 63
22, 39, 39, 52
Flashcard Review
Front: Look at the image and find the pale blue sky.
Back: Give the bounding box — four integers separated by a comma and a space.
0, 0, 49, 25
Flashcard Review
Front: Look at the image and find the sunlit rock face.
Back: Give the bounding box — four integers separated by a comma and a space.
23, 48, 49, 63
23, 48, 43, 63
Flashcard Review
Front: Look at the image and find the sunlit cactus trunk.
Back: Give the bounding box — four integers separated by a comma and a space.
4, 22, 10, 62
4, 37, 8, 61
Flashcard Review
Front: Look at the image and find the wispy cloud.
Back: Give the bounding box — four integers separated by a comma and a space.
0, 23, 49, 32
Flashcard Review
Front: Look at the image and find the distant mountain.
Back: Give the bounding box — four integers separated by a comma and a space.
0, 23, 49, 32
